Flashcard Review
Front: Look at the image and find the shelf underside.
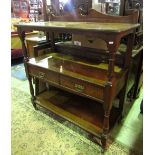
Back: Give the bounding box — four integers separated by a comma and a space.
35, 88, 121, 137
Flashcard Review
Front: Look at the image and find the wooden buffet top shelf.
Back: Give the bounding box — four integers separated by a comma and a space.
15, 21, 139, 33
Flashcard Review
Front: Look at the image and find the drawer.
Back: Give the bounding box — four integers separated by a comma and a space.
28, 65, 59, 84
60, 75, 104, 100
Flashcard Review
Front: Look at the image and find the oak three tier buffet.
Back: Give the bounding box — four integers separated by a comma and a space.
15, 9, 139, 148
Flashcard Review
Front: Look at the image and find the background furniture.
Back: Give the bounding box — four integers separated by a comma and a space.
98, 0, 125, 15
11, 30, 38, 60
11, 0, 29, 18
26, 36, 46, 57
11, 16, 38, 61
29, 0, 43, 21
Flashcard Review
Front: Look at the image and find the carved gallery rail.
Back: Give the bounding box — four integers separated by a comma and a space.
15, 21, 139, 149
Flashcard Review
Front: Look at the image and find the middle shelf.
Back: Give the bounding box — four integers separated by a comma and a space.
27, 52, 126, 102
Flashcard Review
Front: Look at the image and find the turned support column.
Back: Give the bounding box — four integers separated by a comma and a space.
101, 82, 113, 148
101, 37, 120, 148
17, 28, 37, 110
124, 33, 135, 69
49, 31, 55, 51
101, 33, 135, 148
105, 37, 120, 81
119, 33, 136, 112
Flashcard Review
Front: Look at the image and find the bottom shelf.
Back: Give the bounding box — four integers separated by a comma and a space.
35, 87, 121, 138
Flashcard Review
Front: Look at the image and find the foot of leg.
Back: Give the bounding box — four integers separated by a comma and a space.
117, 114, 123, 124
31, 97, 38, 110
101, 133, 109, 149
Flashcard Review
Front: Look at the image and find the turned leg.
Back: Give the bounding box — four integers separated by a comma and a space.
34, 78, 39, 96
26, 67, 37, 110
101, 83, 113, 149
31, 96, 37, 110
29, 79, 37, 110
23, 60, 37, 110
17, 29, 37, 110
101, 109, 111, 149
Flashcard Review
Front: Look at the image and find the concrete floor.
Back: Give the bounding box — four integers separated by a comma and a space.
111, 90, 143, 154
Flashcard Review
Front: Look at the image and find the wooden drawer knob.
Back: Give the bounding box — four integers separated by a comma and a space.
38, 72, 45, 79
74, 84, 85, 92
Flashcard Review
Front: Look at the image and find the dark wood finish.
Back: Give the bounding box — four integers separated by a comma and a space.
60, 75, 104, 100
33, 42, 51, 57
15, 10, 139, 148
26, 37, 51, 95
17, 28, 37, 109
26, 40, 37, 57
55, 42, 125, 67
42, 0, 48, 21
50, 8, 139, 24
28, 65, 59, 84
14, 21, 139, 34
120, 0, 126, 15
35, 88, 120, 137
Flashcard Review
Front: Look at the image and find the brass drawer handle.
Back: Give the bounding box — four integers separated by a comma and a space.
74, 84, 85, 92
38, 72, 45, 79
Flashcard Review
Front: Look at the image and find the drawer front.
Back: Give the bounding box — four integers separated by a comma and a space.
28, 65, 59, 84
60, 75, 104, 100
